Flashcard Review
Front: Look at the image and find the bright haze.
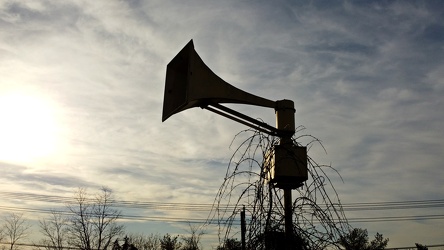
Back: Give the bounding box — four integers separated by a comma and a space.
0, 1, 443, 248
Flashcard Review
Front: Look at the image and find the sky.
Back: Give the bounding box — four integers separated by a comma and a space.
0, 0, 443, 248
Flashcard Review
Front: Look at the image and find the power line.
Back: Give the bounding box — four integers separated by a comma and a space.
0, 205, 224, 224
0, 191, 235, 211
346, 214, 444, 223
1, 191, 444, 211
0, 191, 443, 224
340, 199, 444, 211
1, 202, 443, 225
0, 192, 443, 249
0, 242, 79, 249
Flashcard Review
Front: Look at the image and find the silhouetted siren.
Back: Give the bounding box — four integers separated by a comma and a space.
162, 40, 275, 122
162, 40, 308, 189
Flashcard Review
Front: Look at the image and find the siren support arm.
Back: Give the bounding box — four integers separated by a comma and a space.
202, 102, 282, 136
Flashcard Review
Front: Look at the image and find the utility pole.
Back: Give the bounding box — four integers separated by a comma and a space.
275, 100, 299, 250
241, 206, 246, 250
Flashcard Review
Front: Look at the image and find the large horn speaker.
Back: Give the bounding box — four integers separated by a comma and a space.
162, 40, 275, 122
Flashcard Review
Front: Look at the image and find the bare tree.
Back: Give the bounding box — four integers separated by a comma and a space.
339, 228, 389, 250
160, 234, 181, 250
67, 188, 93, 250
211, 129, 350, 249
39, 210, 68, 250
67, 187, 124, 250
2, 213, 31, 250
181, 225, 204, 250
127, 233, 161, 250
92, 188, 124, 250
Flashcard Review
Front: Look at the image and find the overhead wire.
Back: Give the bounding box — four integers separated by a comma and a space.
0, 192, 443, 224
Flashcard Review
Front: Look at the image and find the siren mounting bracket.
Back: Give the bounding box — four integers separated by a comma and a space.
201, 102, 292, 138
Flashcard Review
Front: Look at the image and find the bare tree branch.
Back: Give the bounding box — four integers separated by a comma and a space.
39, 210, 68, 250
208, 129, 350, 249
66, 187, 124, 250
2, 213, 31, 250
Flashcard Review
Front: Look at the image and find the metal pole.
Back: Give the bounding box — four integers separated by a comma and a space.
275, 100, 297, 250
241, 206, 246, 250
284, 188, 293, 250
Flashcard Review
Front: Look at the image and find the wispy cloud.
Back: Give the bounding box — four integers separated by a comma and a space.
1, 0, 443, 248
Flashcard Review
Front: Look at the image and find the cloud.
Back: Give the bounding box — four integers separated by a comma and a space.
1, 0, 444, 248
0, 161, 93, 192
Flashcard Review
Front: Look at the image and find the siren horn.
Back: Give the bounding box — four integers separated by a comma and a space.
162, 40, 295, 136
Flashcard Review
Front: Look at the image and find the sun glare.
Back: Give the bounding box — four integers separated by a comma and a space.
0, 91, 59, 165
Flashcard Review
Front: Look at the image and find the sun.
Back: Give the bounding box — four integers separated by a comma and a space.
0, 90, 60, 165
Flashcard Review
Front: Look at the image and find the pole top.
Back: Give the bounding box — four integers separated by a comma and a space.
275, 99, 295, 137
